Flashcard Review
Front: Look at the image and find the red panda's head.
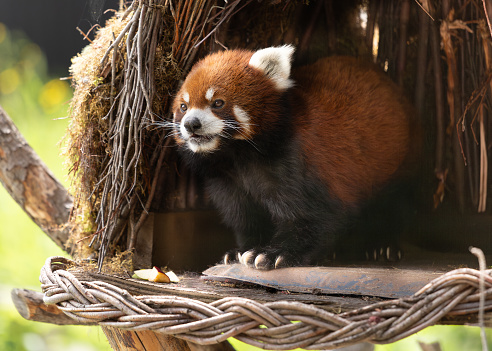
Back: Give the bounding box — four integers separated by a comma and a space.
172, 45, 295, 153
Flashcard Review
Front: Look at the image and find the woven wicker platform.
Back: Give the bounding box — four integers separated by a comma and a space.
39, 256, 492, 350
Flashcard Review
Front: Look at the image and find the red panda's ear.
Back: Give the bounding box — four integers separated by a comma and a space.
248, 45, 295, 91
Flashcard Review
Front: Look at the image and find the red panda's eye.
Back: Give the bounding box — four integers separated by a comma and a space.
180, 103, 188, 112
212, 99, 224, 109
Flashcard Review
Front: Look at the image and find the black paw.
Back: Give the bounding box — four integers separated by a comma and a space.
365, 245, 403, 262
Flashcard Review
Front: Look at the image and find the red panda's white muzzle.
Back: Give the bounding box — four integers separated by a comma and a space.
179, 107, 224, 153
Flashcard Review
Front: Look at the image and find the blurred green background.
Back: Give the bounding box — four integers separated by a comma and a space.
0, 21, 491, 351
0, 23, 112, 351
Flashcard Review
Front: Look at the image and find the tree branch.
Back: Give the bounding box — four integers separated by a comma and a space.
0, 105, 72, 252
11, 288, 95, 325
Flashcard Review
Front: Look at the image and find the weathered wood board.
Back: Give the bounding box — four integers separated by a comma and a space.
202, 264, 443, 299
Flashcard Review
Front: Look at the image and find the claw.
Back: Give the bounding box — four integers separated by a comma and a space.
274, 255, 286, 269
223, 253, 230, 265
254, 254, 269, 270
223, 251, 241, 265
240, 250, 255, 267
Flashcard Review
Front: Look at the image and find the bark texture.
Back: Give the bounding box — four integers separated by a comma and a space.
0, 105, 72, 251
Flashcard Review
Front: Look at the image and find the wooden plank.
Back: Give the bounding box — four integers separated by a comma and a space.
73, 270, 376, 313
70, 267, 492, 327
11, 288, 96, 325
202, 264, 443, 298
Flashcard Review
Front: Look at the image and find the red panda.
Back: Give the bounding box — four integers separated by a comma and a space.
171, 45, 414, 270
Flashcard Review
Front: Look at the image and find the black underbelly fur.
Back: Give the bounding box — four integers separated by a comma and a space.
178, 137, 357, 269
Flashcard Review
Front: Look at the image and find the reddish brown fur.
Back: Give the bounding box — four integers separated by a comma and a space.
291, 57, 412, 206
173, 50, 284, 141
174, 51, 413, 208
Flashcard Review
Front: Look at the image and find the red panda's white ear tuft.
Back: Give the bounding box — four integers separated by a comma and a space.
249, 45, 295, 91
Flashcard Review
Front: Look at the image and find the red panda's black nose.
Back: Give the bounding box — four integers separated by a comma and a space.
184, 117, 202, 134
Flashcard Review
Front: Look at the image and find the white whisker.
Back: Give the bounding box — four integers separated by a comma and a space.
221, 121, 261, 152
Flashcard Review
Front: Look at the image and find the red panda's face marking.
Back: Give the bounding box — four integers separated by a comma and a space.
182, 91, 190, 103
172, 46, 294, 153
205, 87, 215, 101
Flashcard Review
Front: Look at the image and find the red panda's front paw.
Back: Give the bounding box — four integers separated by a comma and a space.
238, 249, 297, 270
238, 250, 258, 268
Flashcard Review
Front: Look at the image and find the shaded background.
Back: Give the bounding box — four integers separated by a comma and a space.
0, 0, 119, 75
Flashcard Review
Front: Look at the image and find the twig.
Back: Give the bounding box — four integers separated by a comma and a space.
470, 247, 489, 351
415, 0, 435, 21
441, 5, 467, 212
482, 0, 492, 39
478, 106, 487, 212
129, 136, 170, 250
76, 25, 101, 43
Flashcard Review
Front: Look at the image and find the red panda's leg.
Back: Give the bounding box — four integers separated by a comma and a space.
206, 177, 275, 263
239, 180, 351, 270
